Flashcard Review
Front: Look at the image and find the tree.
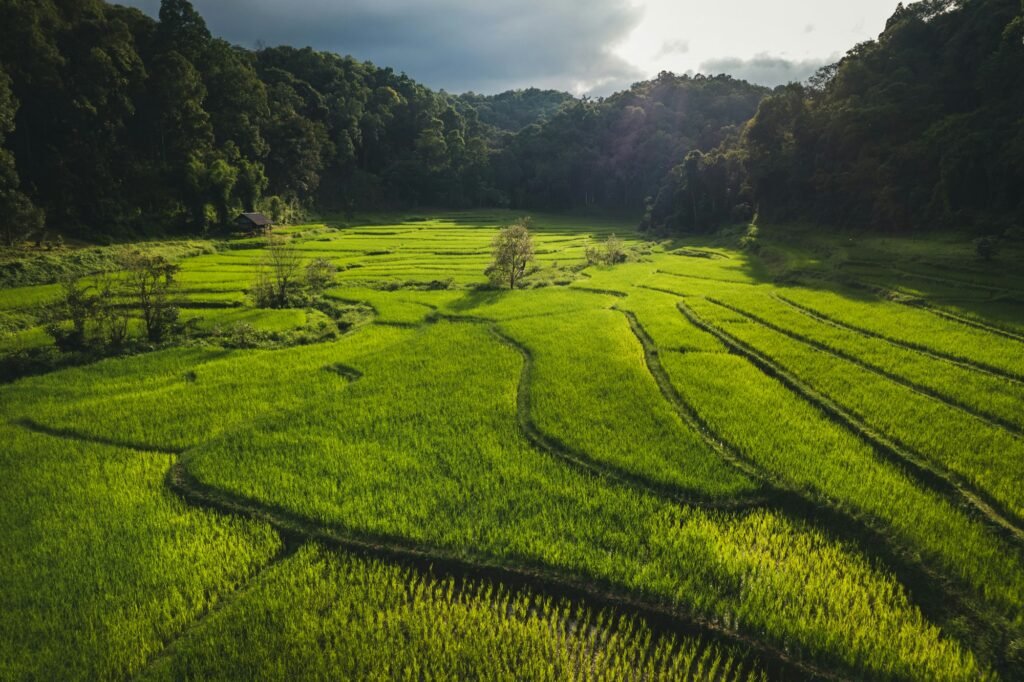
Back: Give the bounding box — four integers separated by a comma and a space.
207, 157, 238, 226
0, 69, 43, 246
94, 269, 130, 347
123, 252, 180, 342
155, 0, 211, 64
603, 234, 626, 264
486, 218, 535, 289
585, 233, 627, 265
47, 274, 98, 351
235, 158, 268, 212
257, 236, 301, 307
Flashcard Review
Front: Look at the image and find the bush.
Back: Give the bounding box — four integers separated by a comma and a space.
586, 234, 629, 266
47, 275, 97, 351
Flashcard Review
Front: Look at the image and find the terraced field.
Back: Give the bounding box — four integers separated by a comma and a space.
2, 213, 1022, 680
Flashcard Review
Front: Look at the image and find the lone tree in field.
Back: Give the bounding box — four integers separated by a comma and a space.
487, 218, 535, 289
253, 236, 302, 307
122, 252, 180, 343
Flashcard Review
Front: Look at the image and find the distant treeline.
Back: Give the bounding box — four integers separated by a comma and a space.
0, 0, 1020, 241
644, 0, 1024, 234
0, 0, 766, 240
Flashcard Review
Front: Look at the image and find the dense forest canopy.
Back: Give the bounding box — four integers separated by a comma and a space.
0, 0, 1021, 240
456, 89, 575, 132
643, 0, 1024, 235
0, 0, 767, 239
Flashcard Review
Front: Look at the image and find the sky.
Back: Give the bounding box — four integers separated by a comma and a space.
119, 0, 903, 95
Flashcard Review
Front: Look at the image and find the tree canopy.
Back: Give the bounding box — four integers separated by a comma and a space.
644, 0, 1024, 235
0, 0, 1019, 239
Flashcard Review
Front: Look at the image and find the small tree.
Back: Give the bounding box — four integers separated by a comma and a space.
265, 236, 301, 306
486, 218, 535, 289
305, 257, 336, 294
47, 274, 98, 351
585, 234, 627, 265
123, 252, 180, 342
604, 234, 626, 264
94, 270, 130, 347
250, 266, 274, 308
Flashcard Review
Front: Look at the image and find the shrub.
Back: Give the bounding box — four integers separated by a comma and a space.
46, 275, 97, 351
586, 234, 628, 265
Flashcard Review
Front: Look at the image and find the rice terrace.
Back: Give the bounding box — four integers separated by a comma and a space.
2, 0, 1024, 680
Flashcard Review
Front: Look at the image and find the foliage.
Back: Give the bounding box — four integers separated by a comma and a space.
646, 0, 1024, 233
457, 88, 575, 132
122, 252, 180, 342
586, 233, 628, 265
486, 218, 535, 289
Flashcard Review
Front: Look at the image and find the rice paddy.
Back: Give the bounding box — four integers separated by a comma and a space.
1, 213, 1022, 680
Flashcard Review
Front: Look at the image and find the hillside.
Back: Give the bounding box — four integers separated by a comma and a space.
644, 0, 1024, 234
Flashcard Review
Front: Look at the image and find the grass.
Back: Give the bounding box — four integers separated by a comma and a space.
141, 543, 767, 682
497, 307, 759, 500
695, 292, 1024, 520
0, 421, 280, 680
780, 288, 1024, 379
1, 212, 1021, 679
174, 322, 983, 678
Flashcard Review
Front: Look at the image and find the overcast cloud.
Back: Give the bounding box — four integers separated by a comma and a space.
118, 0, 901, 95
697, 55, 835, 88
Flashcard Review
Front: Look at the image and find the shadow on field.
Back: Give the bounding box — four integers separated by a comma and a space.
717, 224, 1024, 333
447, 288, 508, 312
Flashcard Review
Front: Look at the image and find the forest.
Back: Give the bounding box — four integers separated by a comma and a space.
3, 0, 1019, 243
643, 0, 1024, 234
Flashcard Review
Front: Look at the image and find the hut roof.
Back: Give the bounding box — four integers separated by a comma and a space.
238, 212, 272, 226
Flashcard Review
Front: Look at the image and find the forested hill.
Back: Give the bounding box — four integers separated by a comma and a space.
456, 89, 575, 132
1, 0, 1019, 242
644, 0, 1024, 235
0, 0, 766, 240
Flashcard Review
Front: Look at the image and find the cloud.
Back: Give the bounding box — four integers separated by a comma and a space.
655, 39, 690, 58
118, 0, 644, 95
696, 54, 834, 87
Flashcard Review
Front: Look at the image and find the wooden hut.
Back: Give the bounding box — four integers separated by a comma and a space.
235, 212, 272, 233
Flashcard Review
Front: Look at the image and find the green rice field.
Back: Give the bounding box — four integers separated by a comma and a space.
2, 212, 1023, 680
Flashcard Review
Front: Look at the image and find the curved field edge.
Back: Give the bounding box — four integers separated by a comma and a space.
684, 299, 1024, 549
166, 465, 806, 680
177, 320, 987, 680
138, 542, 768, 682
0, 423, 282, 681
